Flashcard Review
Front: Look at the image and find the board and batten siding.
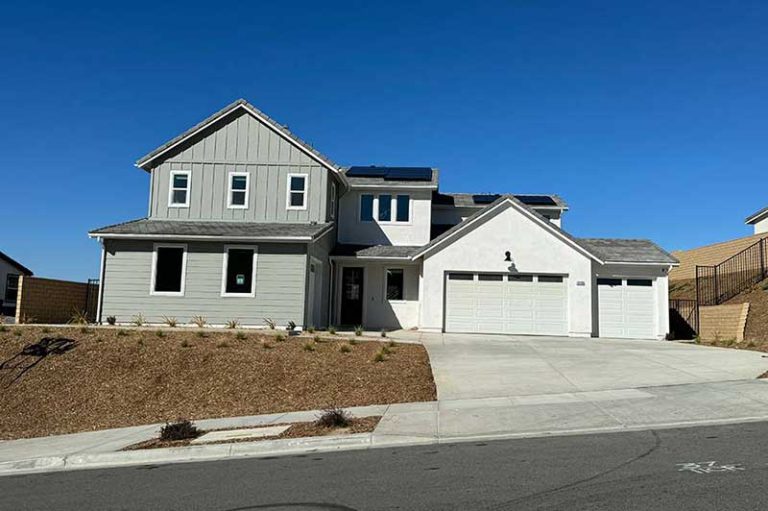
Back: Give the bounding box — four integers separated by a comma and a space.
148, 109, 330, 223
101, 239, 307, 327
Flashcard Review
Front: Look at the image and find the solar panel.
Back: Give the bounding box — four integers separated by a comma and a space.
515, 195, 557, 206
346, 166, 388, 177
383, 167, 433, 181
472, 194, 501, 204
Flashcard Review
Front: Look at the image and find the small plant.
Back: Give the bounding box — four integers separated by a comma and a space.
328, 326, 337, 335
313, 334, 321, 343
155, 330, 166, 338
217, 341, 230, 348
80, 326, 92, 334
262, 341, 273, 350
315, 407, 352, 429
162, 316, 178, 328
349, 337, 358, 346
286, 320, 298, 336
69, 309, 88, 325
276, 333, 285, 342
340, 344, 352, 353
380, 329, 387, 338
381, 345, 392, 355
13, 329, 22, 337
117, 329, 129, 337
264, 317, 276, 330
303, 341, 316, 352
131, 313, 146, 327
106, 316, 117, 326
159, 419, 199, 441
307, 325, 316, 334
226, 319, 240, 329
181, 339, 190, 348
388, 340, 396, 348
42, 327, 51, 334
235, 330, 247, 340
137, 338, 145, 347
354, 325, 363, 336
191, 315, 207, 328
373, 349, 386, 362
0, 325, 7, 333
196, 331, 208, 338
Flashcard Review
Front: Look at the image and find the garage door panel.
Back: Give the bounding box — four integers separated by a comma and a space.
598, 278, 656, 339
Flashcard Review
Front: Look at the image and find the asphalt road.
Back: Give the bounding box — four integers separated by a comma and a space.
2, 422, 768, 510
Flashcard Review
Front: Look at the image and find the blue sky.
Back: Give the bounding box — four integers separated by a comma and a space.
1, 0, 767, 281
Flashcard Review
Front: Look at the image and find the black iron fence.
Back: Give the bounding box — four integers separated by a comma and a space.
85, 279, 100, 323
669, 298, 698, 339
695, 238, 768, 306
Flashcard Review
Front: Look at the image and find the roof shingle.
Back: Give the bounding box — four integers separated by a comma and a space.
89, 219, 332, 240
575, 238, 679, 264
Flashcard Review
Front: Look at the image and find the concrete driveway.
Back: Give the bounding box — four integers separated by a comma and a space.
411, 333, 768, 401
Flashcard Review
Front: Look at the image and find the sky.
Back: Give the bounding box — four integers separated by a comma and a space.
1, 0, 767, 281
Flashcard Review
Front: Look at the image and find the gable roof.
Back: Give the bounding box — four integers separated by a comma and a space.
411, 195, 602, 262
0, 251, 33, 275
745, 205, 768, 225
135, 99, 347, 186
89, 218, 332, 241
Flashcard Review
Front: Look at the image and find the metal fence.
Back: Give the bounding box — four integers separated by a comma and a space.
85, 279, 100, 323
695, 238, 768, 306
669, 298, 699, 339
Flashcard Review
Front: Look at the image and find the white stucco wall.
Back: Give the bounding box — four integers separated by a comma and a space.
334, 261, 420, 329
593, 263, 671, 339
337, 189, 432, 246
419, 203, 594, 336
753, 216, 768, 234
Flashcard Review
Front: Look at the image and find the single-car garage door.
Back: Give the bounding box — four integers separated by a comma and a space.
445, 273, 568, 335
597, 278, 656, 339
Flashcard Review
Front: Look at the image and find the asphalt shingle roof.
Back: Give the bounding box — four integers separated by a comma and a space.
575, 238, 679, 264
0, 251, 33, 275
89, 219, 332, 240
331, 244, 422, 259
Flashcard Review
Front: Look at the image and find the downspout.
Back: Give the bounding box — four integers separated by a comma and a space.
96, 239, 107, 324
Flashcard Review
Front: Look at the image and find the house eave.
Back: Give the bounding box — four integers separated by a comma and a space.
88, 233, 317, 243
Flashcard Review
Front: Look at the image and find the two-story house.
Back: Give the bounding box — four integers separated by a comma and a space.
90, 99, 678, 339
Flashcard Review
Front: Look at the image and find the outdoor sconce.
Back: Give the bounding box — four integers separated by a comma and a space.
504, 251, 512, 262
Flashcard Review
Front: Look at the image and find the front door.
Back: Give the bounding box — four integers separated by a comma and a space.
340, 267, 364, 326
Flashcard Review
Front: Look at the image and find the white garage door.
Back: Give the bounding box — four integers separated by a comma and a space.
445, 273, 568, 335
597, 278, 656, 339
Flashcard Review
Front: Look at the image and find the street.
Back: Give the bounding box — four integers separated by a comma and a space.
2, 421, 767, 510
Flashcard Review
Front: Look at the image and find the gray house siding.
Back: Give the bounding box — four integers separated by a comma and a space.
148, 109, 329, 223
101, 239, 308, 327
306, 228, 336, 328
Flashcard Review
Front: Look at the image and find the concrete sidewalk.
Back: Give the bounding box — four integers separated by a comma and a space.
4, 378, 768, 476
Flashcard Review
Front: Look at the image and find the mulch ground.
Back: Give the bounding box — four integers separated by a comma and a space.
125, 416, 381, 450
0, 326, 435, 440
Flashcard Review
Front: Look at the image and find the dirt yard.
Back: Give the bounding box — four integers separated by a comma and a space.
0, 326, 436, 440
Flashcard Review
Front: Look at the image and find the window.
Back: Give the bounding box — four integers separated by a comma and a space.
221, 246, 257, 296
287, 174, 307, 210
627, 279, 653, 287
151, 244, 186, 295
478, 274, 503, 281
378, 194, 392, 221
330, 182, 337, 220
395, 195, 410, 222
538, 275, 564, 283
228, 172, 249, 209
386, 269, 404, 300
508, 274, 533, 282
360, 194, 374, 221
448, 273, 474, 280
168, 171, 190, 207
597, 278, 622, 286
5, 274, 19, 303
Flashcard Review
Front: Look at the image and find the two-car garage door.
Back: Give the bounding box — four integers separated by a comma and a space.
445, 273, 568, 335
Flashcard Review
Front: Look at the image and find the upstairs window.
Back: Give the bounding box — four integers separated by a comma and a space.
360, 194, 374, 221
378, 194, 392, 221
287, 174, 307, 210
222, 246, 256, 296
5, 274, 19, 304
386, 268, 404, 300
151, 244, 186, 295
168, 171, 190, 207
228, 172, 249, 209
395, 195, 410, 222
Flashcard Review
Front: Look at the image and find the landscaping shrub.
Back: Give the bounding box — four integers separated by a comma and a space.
41, 327, 50, 334
226, 319, 240, 329
159, 419, 199, 441
79, 326, 92, 334
70, 309, 89, 325
275, 333, 285, 342
307, 325, 316, 334
349, 337, 358, 346
191, 315, 207, 328
373, 350, 386, 362
264, 317, 276, 329
196, 331, 208, 338
262, 341, 273, 350
0, 325, 6, 332
217, 341, 230, 349
340, 344, 351, 353
117, 329, 129, 337
315, 407, 351, 429
328, 326, 337, 335
354, 325, 363, 336
181, 339, 190, 348
155, 330, 166, 338
303, 341, 316, 352
235, 330, 247, 340
106, 316, 117, 326
131, 313, 146, 327
162, 316, 178, 327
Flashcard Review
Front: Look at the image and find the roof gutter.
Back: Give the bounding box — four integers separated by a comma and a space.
88, 233, 318, 242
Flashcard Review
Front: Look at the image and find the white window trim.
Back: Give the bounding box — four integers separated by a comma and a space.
286, 173, 308, 211
384, 267, 406, 303
220, 245, 258, 297
360, 194, 412, 225
227, 171, 250, 209
359, 193, 374, 222
392, 194, 411, 224
168, 170, 191, 208
150, 243, 187, 296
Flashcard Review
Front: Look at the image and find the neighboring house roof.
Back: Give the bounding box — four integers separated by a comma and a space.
0, 251, 33, 275
433, 192, 568, 210
412, 195, 601, 262
745, 205, 768, 225
331, 244, 422, 260
89, 219, 333, 241
574, 238, 679, 265
342, 167, 439, 189
134, 99, 347, 186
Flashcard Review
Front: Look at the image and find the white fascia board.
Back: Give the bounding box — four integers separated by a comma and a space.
348, 184, 438, 190
603, 260, 680, 267
88, 233, 315, 242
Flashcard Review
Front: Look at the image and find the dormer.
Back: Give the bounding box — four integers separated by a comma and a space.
337, 167, 438, 246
